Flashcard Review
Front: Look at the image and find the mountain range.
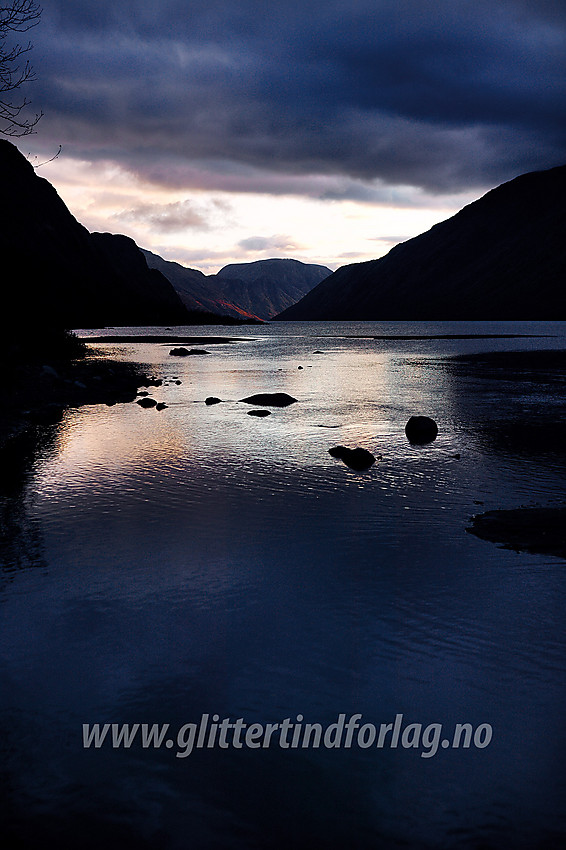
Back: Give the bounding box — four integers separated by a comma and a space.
143, 252, 331, 321
0, 140, 328, 333
3, 137, 564, 332
276, 164, 566, 321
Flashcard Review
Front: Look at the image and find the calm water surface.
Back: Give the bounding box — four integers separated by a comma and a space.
2, 321, 566, 848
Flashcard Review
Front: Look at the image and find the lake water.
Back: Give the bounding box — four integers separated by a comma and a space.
2, 321, 566, 849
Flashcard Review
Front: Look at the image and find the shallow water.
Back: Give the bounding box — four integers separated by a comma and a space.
2, 321, 566, 848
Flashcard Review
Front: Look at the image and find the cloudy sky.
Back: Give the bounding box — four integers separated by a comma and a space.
15, 0, 566, 273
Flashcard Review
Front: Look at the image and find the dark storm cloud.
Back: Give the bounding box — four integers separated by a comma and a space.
28, 0, 566, 194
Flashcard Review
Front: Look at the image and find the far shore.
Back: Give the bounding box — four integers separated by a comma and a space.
80, 335, 248, 344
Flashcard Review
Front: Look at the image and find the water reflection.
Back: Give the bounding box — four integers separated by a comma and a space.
1, 322, 566, 849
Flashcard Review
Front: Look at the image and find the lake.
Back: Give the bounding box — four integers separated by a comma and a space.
2, 320, 566, 849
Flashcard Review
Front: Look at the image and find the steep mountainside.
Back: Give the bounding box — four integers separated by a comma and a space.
0, 140, 191, 332
276, 164, 566, 320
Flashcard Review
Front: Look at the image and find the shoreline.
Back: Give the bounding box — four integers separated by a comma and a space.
0, 353, 159, 455
80, 335, 248, 344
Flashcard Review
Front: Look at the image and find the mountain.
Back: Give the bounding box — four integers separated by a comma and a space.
214, 259, 332, 319
143, 252, 332, 320
276, 164, 566, 321
141, 250, 259, 320
0, 140, 192, 333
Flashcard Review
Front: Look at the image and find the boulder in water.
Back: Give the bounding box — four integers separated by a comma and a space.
328, 446, 377, 471
405, 416, 438, 444
240, 392, 297, 407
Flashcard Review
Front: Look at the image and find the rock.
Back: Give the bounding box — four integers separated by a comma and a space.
137, 391, 149, 396
240, 392, 297, 407
205, 397, 222, 405
405, 415, 438, 444
41, 364, 60, 379
156, 402, 168, 411
247, 409, 271, 417
313, 350, 324, 354
169, 348, 209, 356
467, 507, 566, 559
136, 397, 157, 408
298, 365, 303, 369
328, 446, 377, 471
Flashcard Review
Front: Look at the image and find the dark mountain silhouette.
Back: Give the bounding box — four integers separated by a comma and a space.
143, 252, 332, 320
0, 140, 193, 335
276, 164, 566, 320
141, 250, 259, 320
214, 259, 332, 319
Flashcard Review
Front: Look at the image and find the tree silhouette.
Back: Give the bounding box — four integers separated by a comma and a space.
1, 1, 42, 136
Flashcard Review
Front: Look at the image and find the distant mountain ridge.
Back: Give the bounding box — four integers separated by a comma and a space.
276, 164, 566, 320
143, 252, 332, 320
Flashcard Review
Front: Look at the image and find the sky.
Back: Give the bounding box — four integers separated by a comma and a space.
13, 0, 566, 274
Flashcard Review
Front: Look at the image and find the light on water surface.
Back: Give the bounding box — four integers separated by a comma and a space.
2, 321, 566, 849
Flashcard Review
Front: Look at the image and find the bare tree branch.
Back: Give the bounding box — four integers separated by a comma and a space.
0, 1, 42, 136
28, 143, 61, 167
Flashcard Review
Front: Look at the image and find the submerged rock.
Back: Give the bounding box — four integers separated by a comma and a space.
136, 397, 157, 408
41, 364, 60, 380
240, 392, 297, 407
205, 397, 222, 405
405, 415, 438, 444
247, 409, 271, 417
328, 446, 377, 471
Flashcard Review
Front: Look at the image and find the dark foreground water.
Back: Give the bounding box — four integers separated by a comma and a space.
2, 321, 566, 849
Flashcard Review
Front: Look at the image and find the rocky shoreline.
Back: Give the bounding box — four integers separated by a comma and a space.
1, 350, 160, 455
